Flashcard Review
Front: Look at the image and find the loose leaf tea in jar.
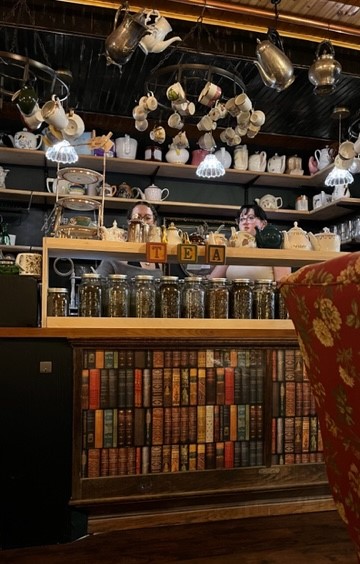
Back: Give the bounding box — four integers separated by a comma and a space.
79, 273, 102, 317
206, 278, 229, 318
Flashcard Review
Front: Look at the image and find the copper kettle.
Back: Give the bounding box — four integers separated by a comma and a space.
254, 29, 295, 92
308, 40, 342, 96
105, 2, 150, 68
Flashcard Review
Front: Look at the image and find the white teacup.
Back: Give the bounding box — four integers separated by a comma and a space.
235, 93, 252, 111
173, 131, 189, 148
63, 110, 85, 140
15, 252, 42, 277
140, 93, 158, 112
40, 95, 68, 130
198, 81, 222, 107
144, 184, 169, 201
237, 110, 251, 127
197, 115, 215, 132
168, 112, 183, 129
250, 110, 266, 127
135, 119, 149, 132
172, 100, 195, 116
21, 103, 43, 131
46, 177, 70, 195
225, 97, 240, 117
133, 105, 148, 121
150, 126, 166, 144
198, 132, 216, 151
166, 82, 186, 103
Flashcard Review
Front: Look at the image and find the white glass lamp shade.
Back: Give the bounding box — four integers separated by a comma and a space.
196, 154, 225, 178
46, 140, 79, 164
324, 166, 354, 187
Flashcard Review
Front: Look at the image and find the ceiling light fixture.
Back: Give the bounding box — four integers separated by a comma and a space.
46, 140, 79, 164
196, 153, 225, 178
325, 107, 354, 187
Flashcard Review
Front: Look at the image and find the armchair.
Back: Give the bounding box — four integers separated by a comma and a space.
280, 251, 360, 562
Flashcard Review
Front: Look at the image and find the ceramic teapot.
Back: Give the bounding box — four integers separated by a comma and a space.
255, 224, 283, 249
308, 40, 342, 95
233, 145, 248, 171
282, 221, 313, 251
100, 220, 127, 242
0, 166, 10, 188
104, 2, 150, 67
165, 145, 189, 164
248, 151, 267, 172
229, 227, 256, 248
165, 222, 183, 244
139, 10, 181, 55
254, 194, 283, 210
267, 153, 286, 174
308, 227, 341, 252
254, 29, 295, 92
286, 155, 302, 174
14, 129, 42, 150
314, 146, 334, 170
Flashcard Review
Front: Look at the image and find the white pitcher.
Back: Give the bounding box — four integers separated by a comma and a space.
248, 151, 267, 172
115, 134, 138, 159
233, 145, 248, 170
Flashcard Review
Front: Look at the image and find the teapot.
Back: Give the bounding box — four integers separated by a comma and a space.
248, 151, 267, 172
233, 145, 248, 171
117, 182, 139, 198
100, 220, 127, 242
0, 166, 10, 188
139, 10, 181, 55
254, 29, 295, 92
214, 147, 232, 169
165, 222, 183, 244
14, 129, 42, 150
286, 155, 302, 174
308, 227, 341, 252
255, 194, 283, 210
267, 153, 286, 174
314, 146, 334, 170
282, 222, 313, 251
207, 231, 228, 246
255, 224, 283, 249
104, 2, 150, 68
308, 40, 342, 95
165, 145, 189, 164
229, 227, 256, 248
135, 184, 169, 201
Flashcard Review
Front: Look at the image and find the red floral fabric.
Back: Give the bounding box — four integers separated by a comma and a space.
280, 251, 360, 563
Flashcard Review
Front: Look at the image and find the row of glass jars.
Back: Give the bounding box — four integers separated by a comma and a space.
48, 273, 288, 319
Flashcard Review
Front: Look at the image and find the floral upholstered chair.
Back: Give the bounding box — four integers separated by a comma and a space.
280, 251, 360, 563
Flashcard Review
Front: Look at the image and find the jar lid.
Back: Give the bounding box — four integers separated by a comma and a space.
108, 274, 128, 280
81, 273, 101, 279
232, 278, 252, 284
254, 278, 273, 284
160, 276, 179, 281
134, 275, 154, 280
48, 287, 69, 293
209, 277, 227, 283
184, 276, 202, 282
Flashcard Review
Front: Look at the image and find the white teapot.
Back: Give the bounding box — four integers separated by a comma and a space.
314, 146, 334, 170
248, 151, 267, 172
14, 129, 42, 150
140, 10, 181, 55
165, 145, 189, 164
282, 221, 313, 251
267, 153, 286, 174
255, 194, 283, 210
165, 222, 183, 244
100, 220, 127, 242
308, 227, 341, 252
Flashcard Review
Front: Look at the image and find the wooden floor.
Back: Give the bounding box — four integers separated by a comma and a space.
0, 511, 358, 564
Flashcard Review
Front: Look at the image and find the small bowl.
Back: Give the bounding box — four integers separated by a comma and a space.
69, 215, 92, 226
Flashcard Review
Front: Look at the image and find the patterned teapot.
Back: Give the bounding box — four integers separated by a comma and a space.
267, 153, 286, 174
282, 222, 313, 251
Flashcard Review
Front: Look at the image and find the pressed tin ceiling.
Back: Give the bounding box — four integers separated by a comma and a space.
2, 0, 360, 150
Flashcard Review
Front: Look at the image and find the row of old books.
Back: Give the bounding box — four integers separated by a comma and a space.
82, 348, 267, 371
83, 440, 264, 478
271, 415, 323, 465
82, 365, 264, 411
83, 404, 264, 450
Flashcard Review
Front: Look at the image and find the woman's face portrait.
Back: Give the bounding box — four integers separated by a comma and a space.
238, 207, 267, 236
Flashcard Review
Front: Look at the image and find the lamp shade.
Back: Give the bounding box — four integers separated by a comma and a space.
46, 140, 79, 164
196, 154, 225, 178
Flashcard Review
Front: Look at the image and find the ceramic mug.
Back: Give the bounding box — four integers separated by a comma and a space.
250, 110, 266, 127
150, 126, 166, 144
40, 95, 68, 130
139, 93, 158, 112
235, 93, 252, 111
135, 119, 149, 132
132, 105, 148, 121
197, 115, 215, 132
63, 110, 85, 140
198, 81, 222, 107
168, 112, 183, 129
166, 82, 186, 102
12, 83, 38, 116
15, 252, 42, 277
144, 184, 169, 201
46, 178, 70, 194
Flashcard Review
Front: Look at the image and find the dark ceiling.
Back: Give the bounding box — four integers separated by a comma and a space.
2, 0, 360, 153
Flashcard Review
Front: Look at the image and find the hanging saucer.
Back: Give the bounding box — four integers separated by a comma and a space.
57, 167, 103, 185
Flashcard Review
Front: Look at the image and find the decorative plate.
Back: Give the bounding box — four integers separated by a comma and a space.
57, 167, 103, 185
57, 197, 101, 212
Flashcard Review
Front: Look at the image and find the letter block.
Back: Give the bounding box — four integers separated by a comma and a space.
177, 244, 198, 264
205, 245, 226, 264
146, 242, 167, 263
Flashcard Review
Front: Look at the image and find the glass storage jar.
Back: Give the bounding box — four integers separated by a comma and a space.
230, 278, 253, 319
78, 273, 102, 317
253, 279, 275, 319
105, 274, 130, 317
182, 276, 205, 318
159, 276, 180, 318
133, 274, 156, 318
274, 282, 289, 319
47, 287, 69, 317
206, 278, 229, 318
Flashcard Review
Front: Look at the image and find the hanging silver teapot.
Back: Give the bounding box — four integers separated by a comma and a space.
308, 40, 342, 96
254, 29, 295, 92
105, 1, 150, 68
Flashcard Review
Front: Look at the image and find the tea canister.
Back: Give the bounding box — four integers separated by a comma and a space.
159, 276, 180, 318
182, 276, 205, 319
78, 273, 102, 317
274, 282, 289, 319
47, 287, 69, 317
295, 194, 309, 211
206, 278, 229, 319
144, 145, 162, 162
105, 274, 130, 317
253, 279, 275, 319
133, 274, 156, 318
230, 278, 253, 319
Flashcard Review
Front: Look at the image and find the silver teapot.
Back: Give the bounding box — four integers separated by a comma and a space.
254, 29, 295, 92
308, 40, 341, 96
105, 2, 150, 68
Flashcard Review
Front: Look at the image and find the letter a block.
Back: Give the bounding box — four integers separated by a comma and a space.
205, 245, 226, 264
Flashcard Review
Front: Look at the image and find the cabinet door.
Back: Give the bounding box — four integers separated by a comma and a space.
0, 339, 73, 548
